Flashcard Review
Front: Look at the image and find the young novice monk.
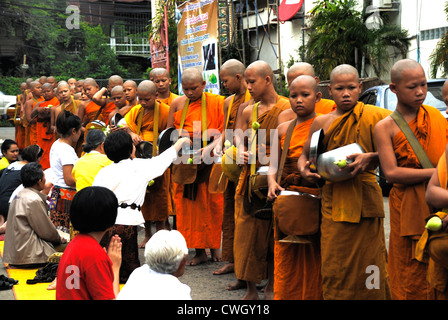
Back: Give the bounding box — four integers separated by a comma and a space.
267, 75, 323, 300
212, 59, 252, 291
31, 83, 60, 170
233, 60, 290, 300
125, 80, 172, 247
151, 68, 179, 105
298, 64, 391, 300
277, 62, 336, 124
375, 59, 448, 300
167, 67, 225, 266
420, 80, 448, 299
23, 81, 43, 147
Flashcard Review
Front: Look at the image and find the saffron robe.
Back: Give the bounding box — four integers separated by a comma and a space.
388, 105, 448, 300
315, 98, 336, 114
125, 101, 172, 222
273, 115, 323, 300
159, 92, 179, 106
415, 153, 448, 300
36, 96, 59, 170
103, 101, 116, 125
233, 96, 290, 283
320, 102, 391, 300
222, 90, 251, 262
25, 97, 44, 148
15, 94, 26, 150
173, 92, 225, 249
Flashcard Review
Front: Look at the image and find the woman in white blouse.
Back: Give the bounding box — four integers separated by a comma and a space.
48, 110, 82, 236
93, 130, 190, 283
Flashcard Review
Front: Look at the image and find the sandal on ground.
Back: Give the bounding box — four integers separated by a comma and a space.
0, 280, 13, 290
0, 274, 18, 285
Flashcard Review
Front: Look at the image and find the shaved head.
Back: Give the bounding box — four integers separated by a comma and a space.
390, 59, 424, 84
109, 75, 123, 86
111, 85, 124, 94
30, 81, 40, 89
83, 78, 98, 87
330, 64, 359, 84
42, 82, 53, 90
151, 68, 170, 78
220, 59, 246, 77
287, 62, 316, 86
290, 75, 318, 92
57, 81, 69, 90
137, 80, 157, 95
246, 60, 274, 80
123, 80, 137, 89
181, 68, 203, 83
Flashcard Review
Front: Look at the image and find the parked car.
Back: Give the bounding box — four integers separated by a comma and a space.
360, 78, 448, 117
359, 78, 447, 195
0, 91, 17, 120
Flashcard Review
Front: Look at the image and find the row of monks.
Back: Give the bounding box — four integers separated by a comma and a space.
10, 58, 448, 300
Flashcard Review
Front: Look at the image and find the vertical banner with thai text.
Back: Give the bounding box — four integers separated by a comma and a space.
177, 0, 220, 95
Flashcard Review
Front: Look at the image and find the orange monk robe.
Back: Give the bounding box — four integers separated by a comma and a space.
415, 153, 448, 300
26, 97, 44, 147
320, 102, 391, 300
173, 92, 225, 249
233, 96, 290, 284
388, 105, 448, 300
273, 115, 323, 300
221, 90, 252, 263
15, 95, 26, 150
315, 98, 336, 114
125, 101, 173, 222
159, 92, 179, 106
102, 101, 116, 125
36, 96, 59, 170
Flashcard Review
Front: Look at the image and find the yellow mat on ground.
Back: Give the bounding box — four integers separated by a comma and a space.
0, 241, 125, 300
0, 241, 55, 300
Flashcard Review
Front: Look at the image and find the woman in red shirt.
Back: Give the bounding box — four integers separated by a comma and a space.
56, 186, 122, 300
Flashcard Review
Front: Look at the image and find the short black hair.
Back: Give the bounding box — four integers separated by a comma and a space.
56, 110, 82, 137
1, 139, 17, 155
70, 186, 118, 233
21, 144, 43, 162
21, 162, 44, 188
104, 130, 133, 163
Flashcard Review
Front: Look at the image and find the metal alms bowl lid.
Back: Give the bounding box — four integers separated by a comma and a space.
157, 127, 179, 154
309, 129, 325, 169
316, 143, 365, 182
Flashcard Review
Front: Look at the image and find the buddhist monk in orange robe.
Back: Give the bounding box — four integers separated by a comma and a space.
31, 83, 59, 170
150, 68, 179, 231
375, 59, 448, 300
23, 81, 43, 148
14, 83, 27, 150
211, 59, 252, 292
150, 68, 179, 105
51, 81, 80, 135
415, 147, 448, 300
125, 80, 172, 247
299, 64, 391, 300
167, 67, 224, 266
92, 75, 124, 126
233, 61, 290, 300
267, 75, 323, 300
277, 62, 336, 125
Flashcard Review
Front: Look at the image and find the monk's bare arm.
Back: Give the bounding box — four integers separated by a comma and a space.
24, 100, 33, 123
298, 116, 326, 183
267, 122, 287, 200
374, 117, 435, 185
166, 96, 184, 128
92, 87, 107, 107
426, 144, 448, 209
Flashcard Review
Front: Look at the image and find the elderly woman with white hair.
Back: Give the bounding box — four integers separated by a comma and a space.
117, 230, 191, 300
